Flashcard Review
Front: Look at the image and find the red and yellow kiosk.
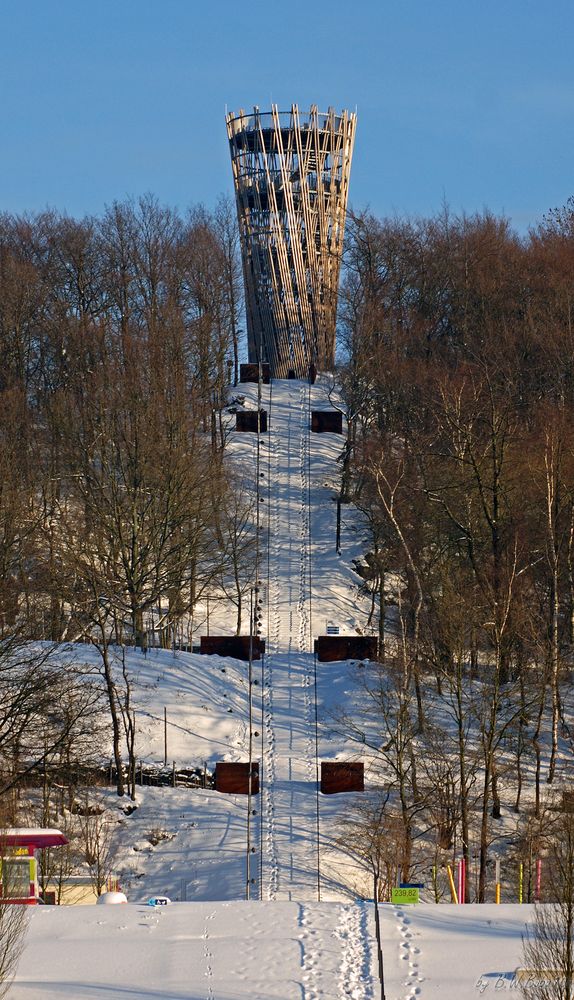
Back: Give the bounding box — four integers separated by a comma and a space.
0, 829, 69, 904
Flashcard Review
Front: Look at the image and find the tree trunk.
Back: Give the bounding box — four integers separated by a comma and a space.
547, 547, 560, 784
491, 758, 501, 819
99, 643, 125, 796
478, 764, 490, 902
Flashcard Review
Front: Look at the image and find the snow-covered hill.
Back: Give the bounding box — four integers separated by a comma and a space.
111, 375, 372, 905
11, 376, 560, 998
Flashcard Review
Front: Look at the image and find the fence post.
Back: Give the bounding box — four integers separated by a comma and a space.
373, 872, 386, 999
164, 707, 168, 766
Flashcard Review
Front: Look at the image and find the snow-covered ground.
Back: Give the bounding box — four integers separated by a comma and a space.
12, 901, 534, 999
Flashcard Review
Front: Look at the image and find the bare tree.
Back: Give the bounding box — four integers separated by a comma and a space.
216, 476, 258, 634
337, 791, 397, 900
0, 895, 28, 998
214, 194, 243, 387
79, 792, 116, 897
522, 811, 574, 1000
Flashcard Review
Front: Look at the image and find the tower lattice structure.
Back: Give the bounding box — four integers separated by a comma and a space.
226, 104, 356, 378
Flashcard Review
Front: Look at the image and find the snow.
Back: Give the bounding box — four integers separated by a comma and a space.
99, 376, 371, 906
12, 902, 534, 999
2, 830, 68, 844
96, 891, 127, 904
10, 376, 548, 996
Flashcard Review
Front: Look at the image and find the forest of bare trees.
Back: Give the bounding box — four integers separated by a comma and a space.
338, 197, 574, 900
0, 194, 254, 805
2, 188, 574, 901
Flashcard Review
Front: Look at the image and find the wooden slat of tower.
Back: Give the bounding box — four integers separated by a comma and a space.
292, 104, 322, 370
263, 108, 299, 375
282, 104, 315, 375
251, 109, 283, 371
312, 106, 329, 365
278, 103, 310, 376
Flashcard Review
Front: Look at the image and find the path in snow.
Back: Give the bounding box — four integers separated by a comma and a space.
259, 376, 376, 904
299, 902, 373, 1000
394, 906, 425, 999
262, 379, 319, 901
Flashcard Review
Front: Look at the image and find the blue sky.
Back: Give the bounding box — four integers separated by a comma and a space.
0, 0, 572, 230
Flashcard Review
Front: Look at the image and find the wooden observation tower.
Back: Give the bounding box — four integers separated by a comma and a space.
226, 104, 356, 378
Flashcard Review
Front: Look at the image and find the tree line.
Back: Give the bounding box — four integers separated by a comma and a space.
338, 198, 574, 901
0, 194, 256, 805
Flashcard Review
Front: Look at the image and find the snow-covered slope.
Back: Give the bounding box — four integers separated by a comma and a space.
56, 376, 372, 906
12, 375, 561, 998
263, 378, 322, 900
249, 376, 370, 901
